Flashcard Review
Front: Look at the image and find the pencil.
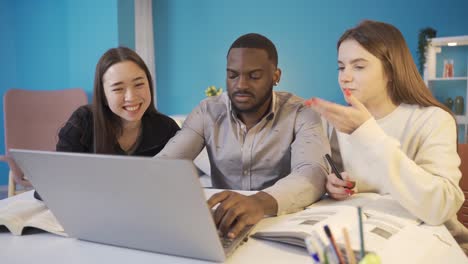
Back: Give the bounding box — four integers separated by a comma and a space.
324, 225, 345, 264
343, 227, 356, 264
358, 206, 365, 259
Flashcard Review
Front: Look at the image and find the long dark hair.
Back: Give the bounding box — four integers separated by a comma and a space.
337, 20, 451, 115
92, 47, 158, 154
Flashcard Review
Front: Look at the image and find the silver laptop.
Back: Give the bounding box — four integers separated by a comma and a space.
10, 149, 252, 262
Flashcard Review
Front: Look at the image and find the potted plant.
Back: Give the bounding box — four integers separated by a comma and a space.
417, 27, 437, 75
205, 85, 223, 97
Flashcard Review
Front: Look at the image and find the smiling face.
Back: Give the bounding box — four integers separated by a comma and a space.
338, 39, 390, 110
102, 60, 151, 126
226, 48, 280, 114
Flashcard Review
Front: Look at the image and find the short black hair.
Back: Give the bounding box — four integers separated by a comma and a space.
227, 33, 278, 67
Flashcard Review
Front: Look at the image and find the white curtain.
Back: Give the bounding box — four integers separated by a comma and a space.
134, 0, 157, 107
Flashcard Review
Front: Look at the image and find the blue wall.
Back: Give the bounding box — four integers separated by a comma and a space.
67, 1, 120, 93
0, 0, 18, 185
0, 0, 134, 185
118, 0, 135, 50
2, 0, 468, 185
153, 0, 468, 115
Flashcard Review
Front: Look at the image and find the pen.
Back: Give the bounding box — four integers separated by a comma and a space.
342, 227, 356, 264
358, 206, 365, 259
310, 230, 326, 262
324, 225, 345, 264
325, 154, 344, 180
304, 236, 321, 264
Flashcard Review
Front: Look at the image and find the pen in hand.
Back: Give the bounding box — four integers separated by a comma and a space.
325, 154, 344, 180
324, 154, 355, 194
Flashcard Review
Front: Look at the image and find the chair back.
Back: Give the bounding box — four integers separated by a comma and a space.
457, 143, 468, 227
4, 88, 87, 152
2, 88, 88, 195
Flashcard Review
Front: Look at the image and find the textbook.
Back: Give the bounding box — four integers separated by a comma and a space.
0, 199, 66, 236
251, 194, 425, 255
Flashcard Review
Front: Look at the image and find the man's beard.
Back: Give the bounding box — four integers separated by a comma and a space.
230, 85, 274, 114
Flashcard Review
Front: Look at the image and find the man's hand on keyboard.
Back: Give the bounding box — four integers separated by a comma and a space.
207, 191, 277, 239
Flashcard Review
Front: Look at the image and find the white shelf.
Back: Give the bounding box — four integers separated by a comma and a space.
428, 77, 468, 81
423, 35, 468, 81
430, 35, 468, 46
424, 35, 468, 133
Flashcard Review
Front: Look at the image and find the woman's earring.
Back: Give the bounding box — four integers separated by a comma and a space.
274, 81, 279, 86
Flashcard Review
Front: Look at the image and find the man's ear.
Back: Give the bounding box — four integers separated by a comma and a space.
274, 68, 282, 86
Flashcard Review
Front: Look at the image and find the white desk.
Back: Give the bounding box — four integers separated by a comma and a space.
1, 191, 467, 264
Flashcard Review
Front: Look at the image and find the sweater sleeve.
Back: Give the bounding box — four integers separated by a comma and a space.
156, 103, 205, 160
348, 111, 463, 225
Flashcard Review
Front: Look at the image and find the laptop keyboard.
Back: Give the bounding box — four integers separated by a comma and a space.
218, 225, 253, 256
220, 236, 235, 248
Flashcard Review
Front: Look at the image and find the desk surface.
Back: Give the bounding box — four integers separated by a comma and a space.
1, 191, 467, 264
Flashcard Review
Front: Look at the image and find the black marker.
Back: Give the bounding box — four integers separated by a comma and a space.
325, 154, 344, 180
